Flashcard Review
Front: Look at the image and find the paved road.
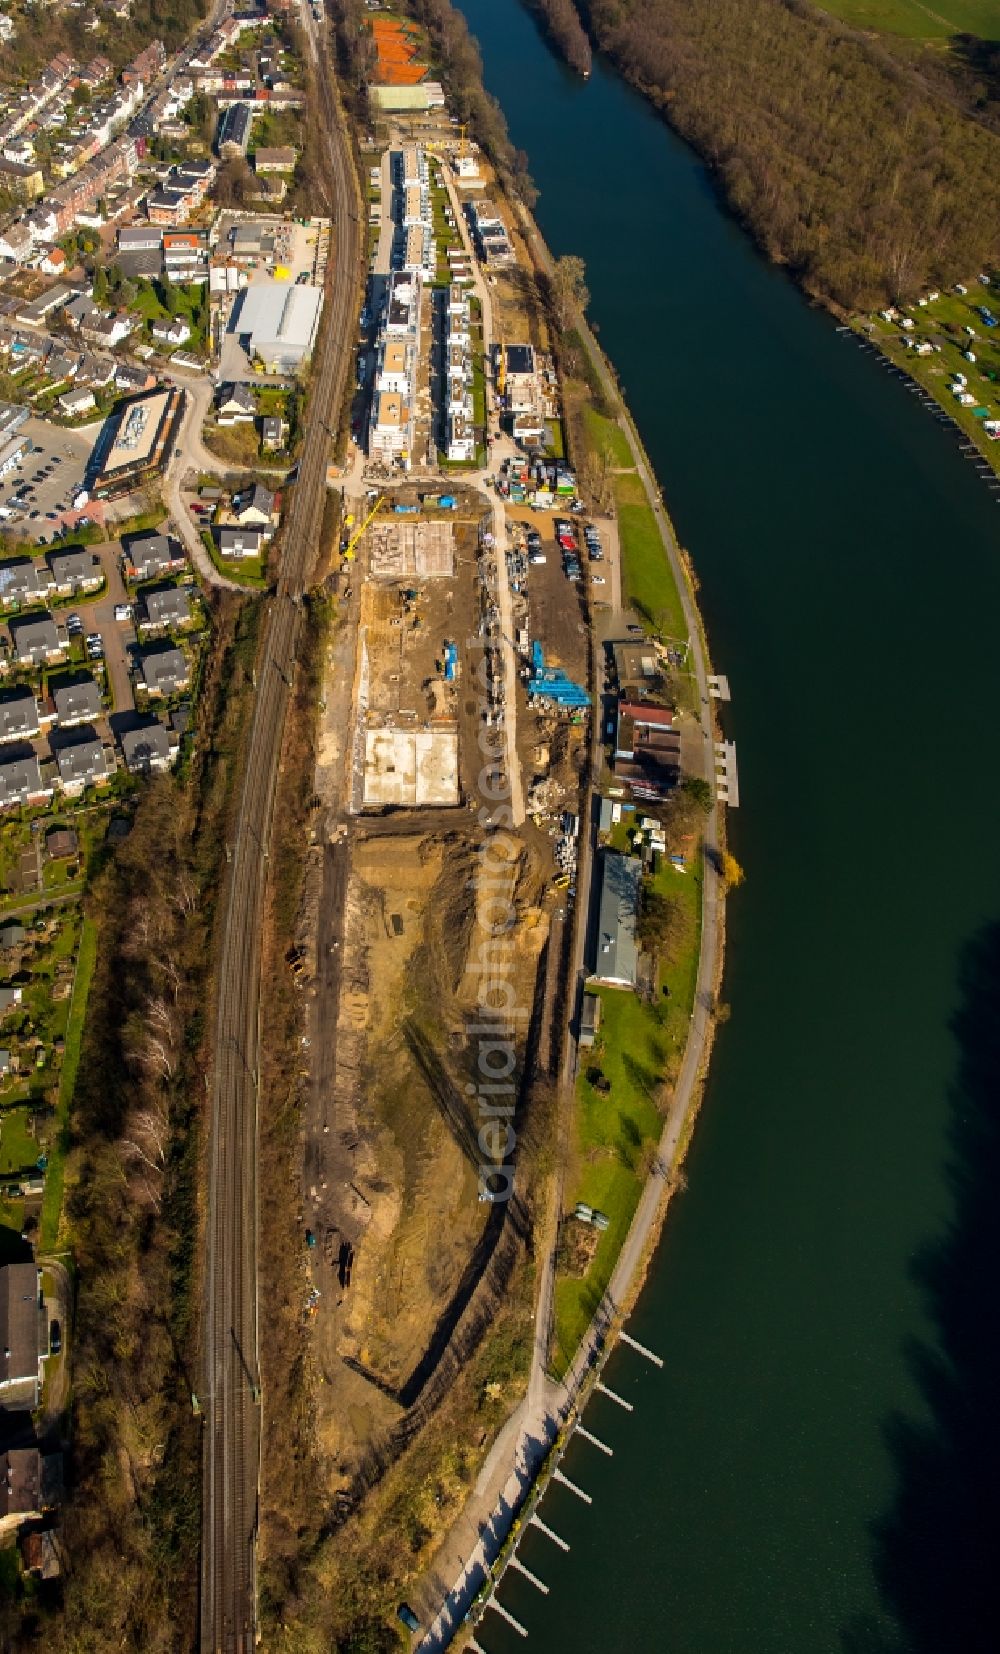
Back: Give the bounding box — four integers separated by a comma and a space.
89, 545, 134, 715
162, 380, 250, 594
198, 1, 364, 1646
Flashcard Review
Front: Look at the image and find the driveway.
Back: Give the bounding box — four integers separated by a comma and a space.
88, 544, 135, 714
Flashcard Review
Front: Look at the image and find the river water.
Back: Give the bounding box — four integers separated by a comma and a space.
449, 3, 1000, 1651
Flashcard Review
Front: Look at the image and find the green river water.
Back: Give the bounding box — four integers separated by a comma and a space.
452, 3, 1000, 1651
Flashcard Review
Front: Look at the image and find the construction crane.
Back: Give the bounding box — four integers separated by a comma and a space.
343, 492, 384, 561
496, 332, 506, 401
458, 123, 468, 162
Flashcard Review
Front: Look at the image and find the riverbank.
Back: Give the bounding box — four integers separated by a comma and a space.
411, 165, 729, 1653
432, 5, 1000, 1650
517, 0, 1000, 478
853, 290, 1000, 480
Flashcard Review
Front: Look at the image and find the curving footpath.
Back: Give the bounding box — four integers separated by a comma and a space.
416, 209, 724, 1653
198, 5, 364, 1647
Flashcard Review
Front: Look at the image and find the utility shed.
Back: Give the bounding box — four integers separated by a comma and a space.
589, 851, 642, 989
579, 990, 602, 1047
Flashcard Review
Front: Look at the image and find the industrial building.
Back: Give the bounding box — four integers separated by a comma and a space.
228, 280, 323, 374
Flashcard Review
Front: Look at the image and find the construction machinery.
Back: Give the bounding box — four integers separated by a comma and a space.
342, 492, 384, 561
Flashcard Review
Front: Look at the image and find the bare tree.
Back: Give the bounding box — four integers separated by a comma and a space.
550, 254, 590, 331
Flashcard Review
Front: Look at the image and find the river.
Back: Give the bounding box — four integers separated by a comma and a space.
449, 4, 1000, 1652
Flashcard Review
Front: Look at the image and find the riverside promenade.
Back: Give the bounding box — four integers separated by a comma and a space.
415, 205, 725, 1654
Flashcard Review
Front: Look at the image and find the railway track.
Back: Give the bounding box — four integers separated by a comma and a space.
200, 14, 362, 1648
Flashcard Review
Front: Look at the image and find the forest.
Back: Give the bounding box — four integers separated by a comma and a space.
525, 0, 592, 77
0, 0, 209, 78
575, 0, 1000, 308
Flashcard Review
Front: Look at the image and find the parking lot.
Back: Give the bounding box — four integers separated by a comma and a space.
0, 416, 97, 542
505, 508, 614, 676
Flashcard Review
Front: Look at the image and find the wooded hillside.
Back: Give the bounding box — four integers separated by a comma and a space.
578, 0, 1000, 308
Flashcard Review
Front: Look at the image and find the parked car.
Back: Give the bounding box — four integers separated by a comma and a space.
49, 1320, 61, 1355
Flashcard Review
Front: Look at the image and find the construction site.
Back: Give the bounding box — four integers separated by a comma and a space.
288, 478, 595, 1496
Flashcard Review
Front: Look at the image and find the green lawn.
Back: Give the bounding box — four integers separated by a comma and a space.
553, 856, 703, 1375
819, 0, 1000, 37
202, 531, 268, 590
582, 405, 632, 469
617, 499, 688, 641
0, 1105, 40, 1179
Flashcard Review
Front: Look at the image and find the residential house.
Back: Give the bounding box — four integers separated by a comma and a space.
45, 352, 80, 387
121, 719, 173, 774
46, 549, 102, 596
0, 753, 51, 809
0, 158, 44, 201
121, 533, 180, 583
52, 678, 102, 727
588, 851, 642, 989
142, 587, 192, 631
0, 690, 40, 741
253, 145, 297, 173
38, 245, 67, 276
217, 525, 264, 559
232, 484, 275, 530
45, 825, 78, 859
0, 1262, 42, 1408
261, 414, 284, 450
216, 101, 254, 159
9, 615, 65, 667
113, 360, 156, 393
150, 317, 191, 347
0, 922, 25, 950
0, 986, 23, 1015
0, 224, 34, 264
81, 311, 136, 349
57, 386, 96, 417
139, 644, 190, 697
63, 293, 97, 331
55, 734, 112, 794
0, 559, 52, 609
215, 382, 255, 424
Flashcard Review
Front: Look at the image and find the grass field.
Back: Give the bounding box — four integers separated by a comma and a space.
617, 500, 688, 640
820, 0, 1000, 38
553, 856, 702, 1374
582, 405, 633, 469
0, 1105, 39, 1179
40, 915, 97, 1250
